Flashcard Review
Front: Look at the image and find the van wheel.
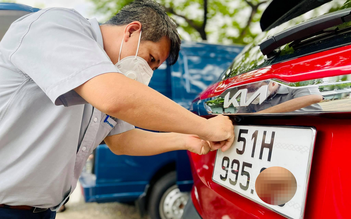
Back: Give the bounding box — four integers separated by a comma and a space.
148, 171, 189, 219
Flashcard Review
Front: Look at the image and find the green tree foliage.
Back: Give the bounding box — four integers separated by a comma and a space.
88, 0, 268, 45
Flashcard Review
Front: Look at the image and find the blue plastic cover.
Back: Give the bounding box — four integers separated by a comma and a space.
0, 3, 39, 12
170, 42, 243, 108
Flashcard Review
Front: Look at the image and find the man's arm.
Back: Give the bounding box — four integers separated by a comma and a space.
257, 95, 323, 113
104, 129, 212, 156
75, 73, 234, 151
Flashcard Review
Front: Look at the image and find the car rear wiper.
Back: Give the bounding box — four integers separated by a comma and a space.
259, 8, 351, 57
260, 0, 332, 31
290, 25, 351, 50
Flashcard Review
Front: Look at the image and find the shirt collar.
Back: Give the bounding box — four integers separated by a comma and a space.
276, 85, 289, 94
88, 18, 104, 48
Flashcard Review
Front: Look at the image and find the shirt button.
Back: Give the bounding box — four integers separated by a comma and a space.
93, 117, 98, 123
82, 147, 87, 152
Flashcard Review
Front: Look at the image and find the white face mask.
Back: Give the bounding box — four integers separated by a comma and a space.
115, 31, 154, 85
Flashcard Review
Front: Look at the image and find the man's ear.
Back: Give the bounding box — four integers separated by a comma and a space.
123, 21, 142, 42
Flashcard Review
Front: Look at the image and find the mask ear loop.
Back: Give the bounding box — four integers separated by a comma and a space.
134, 30, 142, 59
118, 30, 142, 62
118, 31, 125, 62
118, 25, 134, 62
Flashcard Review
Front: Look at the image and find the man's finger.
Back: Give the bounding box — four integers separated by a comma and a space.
210, 140, 226, 150
200, 140, 211, 155
221, 134, 235, 152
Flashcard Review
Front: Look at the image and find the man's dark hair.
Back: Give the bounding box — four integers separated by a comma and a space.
105, 0, 181, 65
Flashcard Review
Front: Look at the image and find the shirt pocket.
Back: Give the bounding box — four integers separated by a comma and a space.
102, 115, 117, 130
95, 115, 118, 145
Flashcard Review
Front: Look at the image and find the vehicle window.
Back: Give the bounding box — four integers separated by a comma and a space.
220, 0, 349, 81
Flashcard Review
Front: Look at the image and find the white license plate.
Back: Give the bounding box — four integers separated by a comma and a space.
213, 125, 316, 219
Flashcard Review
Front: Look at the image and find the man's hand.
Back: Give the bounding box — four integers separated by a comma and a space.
200, 115, 235, 152
184, 135, 212, 155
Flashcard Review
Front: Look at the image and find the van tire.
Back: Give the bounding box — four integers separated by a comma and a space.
148, 171, 189, 219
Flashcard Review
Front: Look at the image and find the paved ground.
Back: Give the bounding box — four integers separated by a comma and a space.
56, 183, 143, 219
320, 98, 351, 111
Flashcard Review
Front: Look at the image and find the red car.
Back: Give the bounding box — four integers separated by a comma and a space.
184, 0, 351, 218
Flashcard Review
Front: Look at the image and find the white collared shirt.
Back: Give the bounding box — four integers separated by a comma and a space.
0, 8, 134, 209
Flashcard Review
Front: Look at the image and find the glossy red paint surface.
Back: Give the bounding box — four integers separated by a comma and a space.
188, 113, 351, 219
199, 44, 351, 100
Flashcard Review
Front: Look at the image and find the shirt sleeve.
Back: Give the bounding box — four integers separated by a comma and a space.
291, 86, 323, 112
8, 8, 119, 106
292, 86, 322, 98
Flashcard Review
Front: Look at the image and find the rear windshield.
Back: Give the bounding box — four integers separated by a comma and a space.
220, 0, 350, 81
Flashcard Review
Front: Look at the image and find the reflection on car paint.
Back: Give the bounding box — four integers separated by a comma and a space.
197, 74, 351, 115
